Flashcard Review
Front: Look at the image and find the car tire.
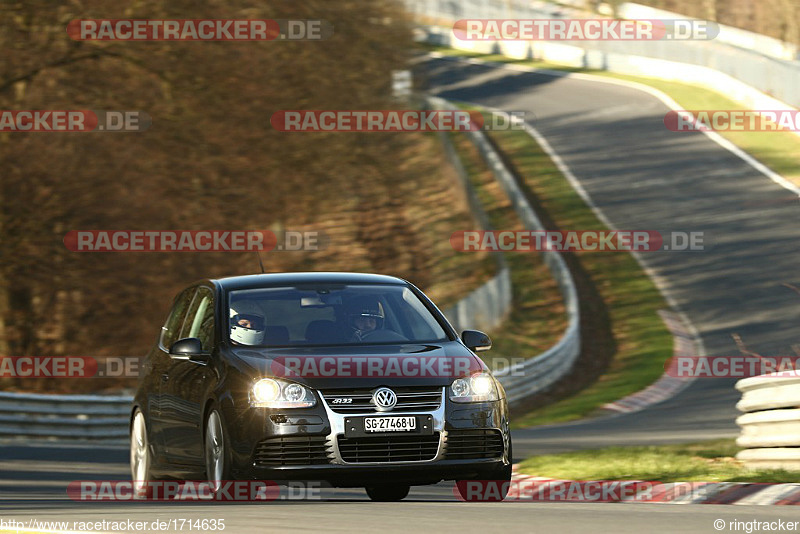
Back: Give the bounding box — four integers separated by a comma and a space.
130, 409, 156, 499
365, 485, 410, 502
205, 408, 232, 494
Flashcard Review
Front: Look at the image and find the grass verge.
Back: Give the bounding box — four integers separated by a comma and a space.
517, 439, 798, 483
486, 125, 672, 427
445, 109, 672, 427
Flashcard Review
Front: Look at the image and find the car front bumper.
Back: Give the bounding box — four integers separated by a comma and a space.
225, 388, 511, 486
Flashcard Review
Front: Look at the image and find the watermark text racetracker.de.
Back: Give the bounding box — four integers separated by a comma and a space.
0, 356, 139, 378
665, 110, 800, 132
67, 19, 333, 41
0, 355, 530, 379
455, 480, 658, 502
451, 230, 706, 252
0, 110, 150, 132
269, 355, 528, 378
64, 230, 323, 252
665, 356, 800, 378
457, 480, 800, 506
68, 480, 324, 501
452, 18, 719, 41
270, 110, 526, 132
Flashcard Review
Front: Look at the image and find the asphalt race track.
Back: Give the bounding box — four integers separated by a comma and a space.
2, 57, 800, 533
421, 55, 800, 456
3, 441, 800, 533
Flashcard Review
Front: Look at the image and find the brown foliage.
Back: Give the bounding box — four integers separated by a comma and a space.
0, 0, 481, 390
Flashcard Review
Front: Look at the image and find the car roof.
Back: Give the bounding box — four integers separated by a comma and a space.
213, 272, 409, 291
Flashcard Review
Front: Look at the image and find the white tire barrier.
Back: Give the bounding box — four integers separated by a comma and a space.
736, 374, 800, 470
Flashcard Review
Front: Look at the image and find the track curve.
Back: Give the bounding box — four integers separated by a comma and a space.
3, 55, 800, 532
420, 55, 800, 457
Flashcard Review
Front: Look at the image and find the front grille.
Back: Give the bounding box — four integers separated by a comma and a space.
337, 433, 440, 463
321, 386, 443, 413
445, 429, 504, 460
254, 435, 331, 466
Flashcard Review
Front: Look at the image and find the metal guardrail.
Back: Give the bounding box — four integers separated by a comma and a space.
735, 374, 800, 470
437, 112, 513, 335
406, 0, 800, 111
442, 269, 512, 334
0, 390, 130, 439
618, 3, 798, 61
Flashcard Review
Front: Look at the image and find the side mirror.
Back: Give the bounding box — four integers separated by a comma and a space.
462, 330, 491, 352
169, 337, 205, 358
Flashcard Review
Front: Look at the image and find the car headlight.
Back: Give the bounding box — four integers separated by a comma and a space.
449, 372, 499, 402
250, 378, 316, 408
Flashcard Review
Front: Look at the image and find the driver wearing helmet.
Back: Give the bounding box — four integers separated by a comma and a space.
347, 296, 385, 342
229, 302, 266, 346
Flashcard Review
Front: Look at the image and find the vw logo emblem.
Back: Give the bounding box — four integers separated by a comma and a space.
373, 387, 397, 412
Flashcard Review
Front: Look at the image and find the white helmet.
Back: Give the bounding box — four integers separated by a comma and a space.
229, 302, 265, 345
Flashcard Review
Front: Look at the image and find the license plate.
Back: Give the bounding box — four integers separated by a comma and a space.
364, 416, 417, 432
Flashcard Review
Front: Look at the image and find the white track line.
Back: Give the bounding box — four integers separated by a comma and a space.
428, 52, 800, 198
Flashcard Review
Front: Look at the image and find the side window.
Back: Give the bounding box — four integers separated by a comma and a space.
181, 287, 215, 352
160, 288, 196, 350
196, 309, 215, 353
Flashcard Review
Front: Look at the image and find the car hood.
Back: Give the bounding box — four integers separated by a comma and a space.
227, 341, 487, 389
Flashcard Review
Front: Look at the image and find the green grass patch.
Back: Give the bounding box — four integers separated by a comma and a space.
593, 75, 800, 184
518, 439, 799, 483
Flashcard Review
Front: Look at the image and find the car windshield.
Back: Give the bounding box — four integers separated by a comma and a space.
227, 284, 449, 347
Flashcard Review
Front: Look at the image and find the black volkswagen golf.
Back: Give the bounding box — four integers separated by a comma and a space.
131, 272, 512, 501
